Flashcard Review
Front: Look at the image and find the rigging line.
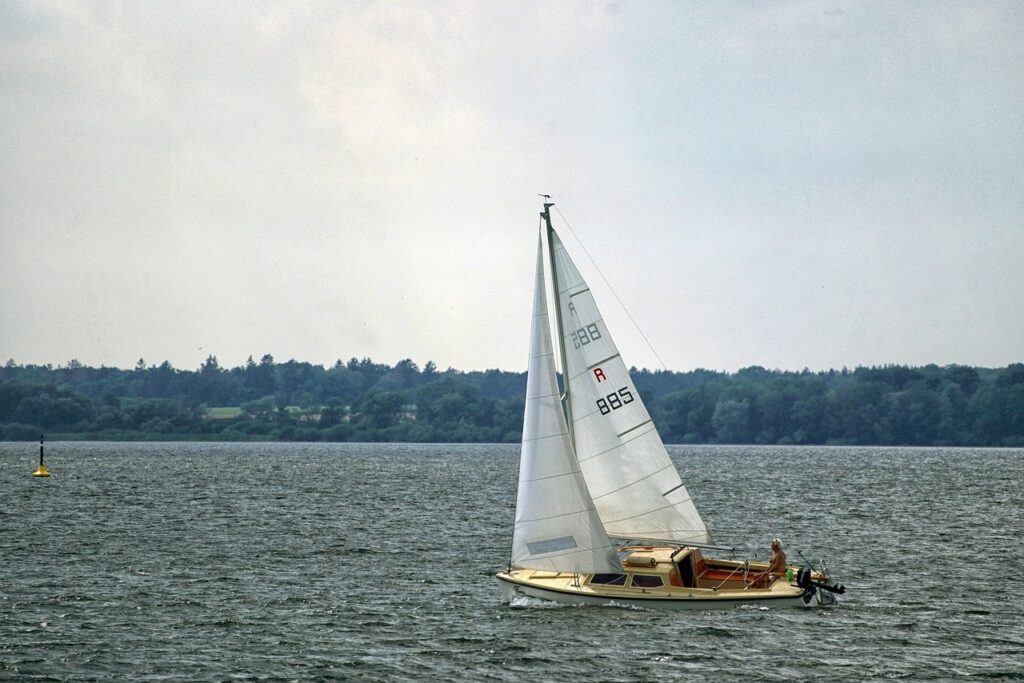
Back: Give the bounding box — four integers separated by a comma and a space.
553, 204, 669, 372
522, 461, 587, 483
576, 419, 654, 462
600, 497, 695, 525
518, 505, 601, 524
617, 419, 652, 439
590, 462, 677, 501
757, 502, 776, 540
662, 482, 686, 496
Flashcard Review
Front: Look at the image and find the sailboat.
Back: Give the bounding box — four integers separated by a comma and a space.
496, 201, 845, 610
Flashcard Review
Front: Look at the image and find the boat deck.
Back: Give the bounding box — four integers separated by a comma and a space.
499, 545, 818, 606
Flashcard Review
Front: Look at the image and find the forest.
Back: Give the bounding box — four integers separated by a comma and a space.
1, 356, 1022, 446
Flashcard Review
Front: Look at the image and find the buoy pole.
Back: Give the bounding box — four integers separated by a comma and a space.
32, 433, 50, 477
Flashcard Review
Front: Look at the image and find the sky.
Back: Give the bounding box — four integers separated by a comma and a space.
1, 1, 1022, 374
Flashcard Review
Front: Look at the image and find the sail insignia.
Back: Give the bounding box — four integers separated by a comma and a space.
526, 536, 579, 556
548, 230, 713, 545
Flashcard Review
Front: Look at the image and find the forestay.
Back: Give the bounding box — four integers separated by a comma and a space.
510, 237, 621, 574
549, 230, 713, 545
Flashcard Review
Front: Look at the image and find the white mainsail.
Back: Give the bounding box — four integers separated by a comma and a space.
510, 236, 621, 574
549, 230, 713, 545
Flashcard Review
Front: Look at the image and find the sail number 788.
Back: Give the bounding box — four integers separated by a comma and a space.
596, 387, 634, 415
571, 323, 602, 349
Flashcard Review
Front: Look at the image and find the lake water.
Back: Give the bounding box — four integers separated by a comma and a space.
2, 442, 1022, 681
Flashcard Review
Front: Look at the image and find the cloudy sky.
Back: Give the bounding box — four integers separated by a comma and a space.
1, 1, 1021, 373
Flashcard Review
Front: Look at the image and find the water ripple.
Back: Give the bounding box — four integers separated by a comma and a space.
2, 442, 1023, 681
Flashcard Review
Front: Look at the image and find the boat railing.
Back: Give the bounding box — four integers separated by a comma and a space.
710, 560, 750, 592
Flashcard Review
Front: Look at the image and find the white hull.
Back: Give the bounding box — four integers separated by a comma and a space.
497, 573, 829, 611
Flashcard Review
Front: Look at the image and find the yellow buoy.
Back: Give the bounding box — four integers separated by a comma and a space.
32, 434, 51, 477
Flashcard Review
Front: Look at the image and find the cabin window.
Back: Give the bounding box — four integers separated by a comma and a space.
590, 573, 627, 586
630, 574, 663, 588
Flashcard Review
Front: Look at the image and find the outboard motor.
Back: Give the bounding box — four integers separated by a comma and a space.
797, 567, 817, 604
797, 566, 846, 605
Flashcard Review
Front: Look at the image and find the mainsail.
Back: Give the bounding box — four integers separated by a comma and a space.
549, 230, 713, 545
509, 236, 621, 573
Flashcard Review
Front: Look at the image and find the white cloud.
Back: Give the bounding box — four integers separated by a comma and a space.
1, 1, 1022, 372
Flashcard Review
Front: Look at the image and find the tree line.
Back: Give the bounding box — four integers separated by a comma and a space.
1, 356, 1022, 446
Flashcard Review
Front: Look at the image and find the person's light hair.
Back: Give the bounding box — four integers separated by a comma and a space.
771, 537, 783, 549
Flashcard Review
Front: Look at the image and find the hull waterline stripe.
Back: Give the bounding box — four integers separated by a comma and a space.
496, 574, 805, 605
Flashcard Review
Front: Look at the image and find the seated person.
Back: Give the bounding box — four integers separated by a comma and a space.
749, 537, 787, 588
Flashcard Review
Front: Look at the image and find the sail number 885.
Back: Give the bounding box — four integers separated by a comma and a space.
596, 387, 634, 415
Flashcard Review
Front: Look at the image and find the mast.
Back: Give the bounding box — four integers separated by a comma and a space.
540, 200, 575, 448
